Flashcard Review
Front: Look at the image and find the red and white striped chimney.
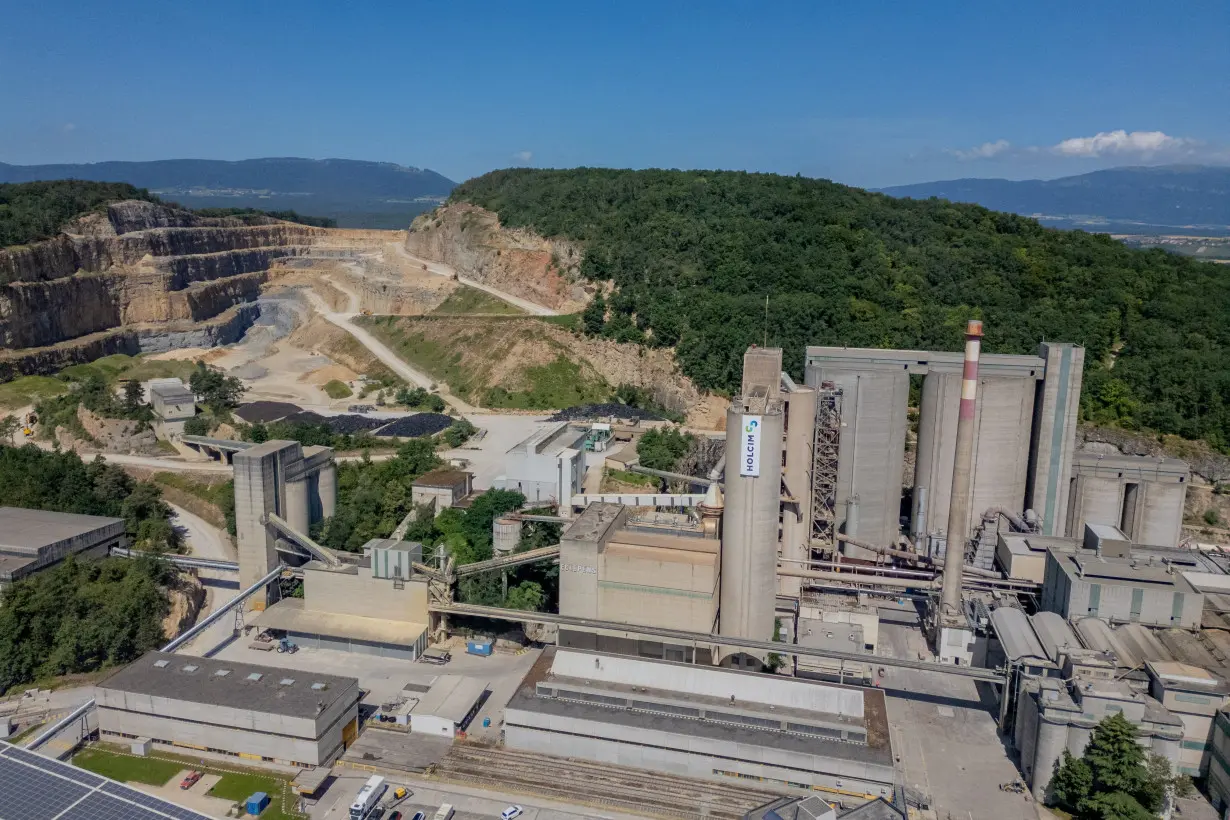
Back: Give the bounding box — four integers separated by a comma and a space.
939, 319, 983, 619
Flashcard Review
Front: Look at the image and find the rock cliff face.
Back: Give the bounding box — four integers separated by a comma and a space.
405, 203, 591, 313
0, 200, 373, 380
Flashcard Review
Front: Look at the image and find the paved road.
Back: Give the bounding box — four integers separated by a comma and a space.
169, 503, 234, 562
395, 245, 559, 317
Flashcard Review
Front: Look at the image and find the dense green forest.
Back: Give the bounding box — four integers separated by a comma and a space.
453, 168, 1230, 451
0, 180, 157, 246
0, 179, 333, 248
0, 444, 180, 551
0, 556, 173, 693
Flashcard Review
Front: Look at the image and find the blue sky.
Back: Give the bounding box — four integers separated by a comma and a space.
1, 1, 1226, 188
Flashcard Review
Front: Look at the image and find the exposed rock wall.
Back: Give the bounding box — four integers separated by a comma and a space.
76, 405, 159, 454
405, 204, 591, 312
0, 329, 140, 382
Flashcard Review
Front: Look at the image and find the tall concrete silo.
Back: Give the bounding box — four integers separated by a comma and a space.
804, 351, 909, 557
779, 385, 816, 598
719, 386, 784, 659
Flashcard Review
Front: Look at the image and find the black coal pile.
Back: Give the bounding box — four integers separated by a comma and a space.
234, 401, 302, 424
548, 403, 664, 422
374, 413, 454, 438
281, 411, 387, 434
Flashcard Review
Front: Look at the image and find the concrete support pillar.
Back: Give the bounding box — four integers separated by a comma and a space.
316, 462, 337, 520
780, 387, 816, 599
286, 479, 311, 535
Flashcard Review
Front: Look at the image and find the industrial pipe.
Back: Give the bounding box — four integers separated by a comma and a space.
628, 465, 719, 488
777, 566, 939, 589
981, 506, 1032, 533
834, 533, 922, 562
939, 319, 983, 620
932, 557, 1003, 579
707, 453, 727, 482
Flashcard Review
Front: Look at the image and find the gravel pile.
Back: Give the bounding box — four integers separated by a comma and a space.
234, 401, 302, 424
281, 411, 387, 434
548, 403, 665, 422
374, 413, 455, 438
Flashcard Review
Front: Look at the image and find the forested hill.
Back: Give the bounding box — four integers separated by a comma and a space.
452, 168, 1230, 451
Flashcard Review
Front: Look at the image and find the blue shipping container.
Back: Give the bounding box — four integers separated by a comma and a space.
246, 791, 270, 815
466, 640, 493, 656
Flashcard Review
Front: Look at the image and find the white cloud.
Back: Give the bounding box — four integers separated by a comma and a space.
1051, 130, 1195, 158
952, 139, 1012, 161
512, 150, 533, 164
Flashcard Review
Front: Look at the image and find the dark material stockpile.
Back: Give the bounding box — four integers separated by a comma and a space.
282, 411, 387, 433
374, 413, 454, 437
548, 403, 664, 423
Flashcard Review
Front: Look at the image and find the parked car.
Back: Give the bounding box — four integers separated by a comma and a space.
389, 812, 402, 820
419, 648, 451, 665
501, 806, 523, 820
179, 771, 202, 790
411, 813, 425, 820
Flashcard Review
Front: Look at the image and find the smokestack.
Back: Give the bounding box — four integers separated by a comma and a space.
939, 319, 983, 619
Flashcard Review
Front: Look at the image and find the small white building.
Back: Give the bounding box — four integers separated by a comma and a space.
407, 675, 489, 738
411, 470, 474, 511
498, 423, 586, 505
147, 379, 197, 421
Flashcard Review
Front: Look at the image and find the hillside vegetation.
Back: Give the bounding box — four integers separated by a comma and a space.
0, 179, 333, 248
452, 168, 1230, 450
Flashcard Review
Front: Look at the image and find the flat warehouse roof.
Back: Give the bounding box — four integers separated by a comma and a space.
412, 675, 489, 722
99, 651, 358, 719
0, 507, 125, 554
254, 598, 428, 646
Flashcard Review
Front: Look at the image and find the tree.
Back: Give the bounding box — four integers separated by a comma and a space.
189, 362, 245, 413
122, 380, 143, 415
1048, 713, 1164, 820
0, 416, 19, 444
442, 419, 477, 448
182, 416, 209, 437
582, 293, 606, 335
637, 426, 694, 472
505, 581, 545, 611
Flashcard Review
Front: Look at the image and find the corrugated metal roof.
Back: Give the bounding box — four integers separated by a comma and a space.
1157, 629, 1222, 672
1075, 617, 1142, 667
1114, 623, 1174, 668
990, 607, 1048, 663
1030, 612, 1081, 663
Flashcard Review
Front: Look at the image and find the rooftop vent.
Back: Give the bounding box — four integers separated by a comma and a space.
214, 670, 231, 677
247, 673, 263, 682
153, 660, 169, 669
311, 683, 328, 691
181, 665, 199, 673
280, 678, 296, 686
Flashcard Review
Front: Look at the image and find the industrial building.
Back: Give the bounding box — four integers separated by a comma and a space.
505, 648, 897, 803
1209, 710, 1230, 813
0, 507, 127, 590
147, 378, 196, 422
559, 502, 721, 663
255, 539, 430, 659
1039, 547, 1205, 629
233, 439, 337, 605
412, 469, 473, 511
803, 341, 1083, 552
402, 674, 489, 738
498, 422, 586, 504
96, 650, 360, 767
1067, 452, 1189, 548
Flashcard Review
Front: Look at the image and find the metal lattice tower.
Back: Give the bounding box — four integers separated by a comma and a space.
810, 384, 842, 554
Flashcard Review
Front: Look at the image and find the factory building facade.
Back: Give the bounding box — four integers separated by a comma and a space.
505, 649, 897, 803
1040, 549, 1204, 629
0, 507, 127, 590
802, 342, 1084, 553
233, 439, 337, 606
96, 651, 360, 767
1067, 453, 1189, 549
498, 422, 586, 505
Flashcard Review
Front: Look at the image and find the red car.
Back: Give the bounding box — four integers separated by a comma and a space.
179, 771, 202, 790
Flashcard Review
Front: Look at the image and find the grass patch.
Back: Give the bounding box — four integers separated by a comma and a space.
151, 473, 236, 536
73, 745, 305, 820
482, 356, 609, 409
432, 284, 524, 315
7, 721, 46, 744
536, 312, 582, 331
323, 379, 353, 399
605, 468, 656, 488
0, 375, 67, 411
73, 748, 184, 786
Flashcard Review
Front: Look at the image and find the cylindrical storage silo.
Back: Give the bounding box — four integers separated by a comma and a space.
285, 478, 311, 535
493, 517, 521, 555
1152, 731, 1182, 771
719, 398, 785, 656
316, 462, 337, 520
1032, 715, 1069, 802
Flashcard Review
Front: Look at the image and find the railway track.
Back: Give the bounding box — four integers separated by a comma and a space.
431, 744, 784, 819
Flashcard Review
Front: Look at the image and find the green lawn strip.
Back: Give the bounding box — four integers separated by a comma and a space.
0, 375, 67, 411
73, 745, 305, 819
605, 468, 656, 488
323, 379, 353, 399
431, 284, 524, 315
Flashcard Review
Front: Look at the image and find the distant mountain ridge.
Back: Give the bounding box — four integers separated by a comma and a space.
878, 165, 1230, 235
0, 157, 457, 229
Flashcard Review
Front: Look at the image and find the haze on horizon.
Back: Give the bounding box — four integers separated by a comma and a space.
2, 0, 1227, 189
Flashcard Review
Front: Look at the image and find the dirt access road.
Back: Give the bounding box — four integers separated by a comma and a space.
395, 245, 560, 317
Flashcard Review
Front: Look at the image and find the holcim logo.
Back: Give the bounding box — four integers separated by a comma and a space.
739, 415, 762, 477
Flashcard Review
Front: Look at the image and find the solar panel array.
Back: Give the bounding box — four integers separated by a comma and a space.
0, 743, 213, 820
